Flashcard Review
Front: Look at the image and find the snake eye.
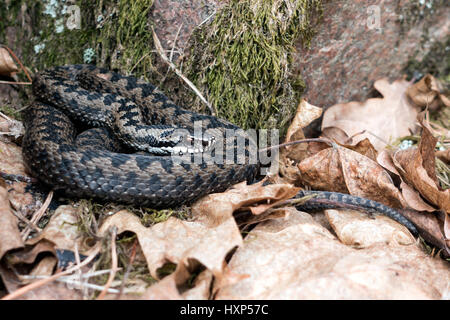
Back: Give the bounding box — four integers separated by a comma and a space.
179, 151, 184, 156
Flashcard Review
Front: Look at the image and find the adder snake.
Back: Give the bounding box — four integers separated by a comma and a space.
22, 65, 418, 236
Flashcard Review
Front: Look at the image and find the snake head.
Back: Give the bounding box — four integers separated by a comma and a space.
154, 130, 216, 156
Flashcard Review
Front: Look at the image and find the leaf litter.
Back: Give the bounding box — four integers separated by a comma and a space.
0, 61, 449, 299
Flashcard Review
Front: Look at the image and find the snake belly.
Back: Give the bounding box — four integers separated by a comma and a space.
22, 65, 259, 208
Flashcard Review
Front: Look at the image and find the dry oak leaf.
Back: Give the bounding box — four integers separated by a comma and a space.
215, 210, 450, 299
377, 150, 435, 212
0, 140, 34, 212
277, 99, 323, 184
298, 145, 406, 208
0, 47, 18, 76
26, 205, 91, 255
406, 74, 450, 111
0, 184, 23, 260
190, 180, 300, 226
283, 99, 323, 162
322, 78, 420, 151
392, 116, 450, 213
99, 210, 242, 280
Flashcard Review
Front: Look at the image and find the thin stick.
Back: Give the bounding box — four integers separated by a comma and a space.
0, 45, 32, 85
21, 191, 53, 241
1, 247, 100, 300
152, 28, 216, 116
117, 237, 138, 299
258, 138, 337, 153
97, 227, 118, 300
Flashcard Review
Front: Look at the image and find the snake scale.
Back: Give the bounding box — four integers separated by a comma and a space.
22, 65, 418, 236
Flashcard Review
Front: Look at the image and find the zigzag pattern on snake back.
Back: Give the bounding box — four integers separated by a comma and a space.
23, 65, 419, 236
23, 65, 259, 208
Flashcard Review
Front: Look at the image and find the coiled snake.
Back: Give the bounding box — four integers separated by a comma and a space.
22, 65, 418, 236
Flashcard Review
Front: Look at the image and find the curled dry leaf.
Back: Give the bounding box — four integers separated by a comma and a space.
436, 149, 450, 164
0, 140, 34, 212
99, 210, 242, 281
406, 74, 450, 111
377, 150, 436, 212
278, 99, 323, 184
0, 47, 19, 76
0, 184, 23, 260
25, 205, 91, 255
191, 180, 300, 226
298, 145, 406, 208
322, 78, 420, 151
215, 209, 450, 299
337, 138, 378, 162
392, 115, 450, 213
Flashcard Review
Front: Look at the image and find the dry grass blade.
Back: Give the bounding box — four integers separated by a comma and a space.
1, 246, 101, 300
21, 191, 53, 241
151, 28, 216, 116
97, 227, 118, 300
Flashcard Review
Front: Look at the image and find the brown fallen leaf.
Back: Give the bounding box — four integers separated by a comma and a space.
337, 138, 378, 162
283, 99, 323, 162
322, 78, 420, 151
0, 47, 18, 76
99, 210, 242, 282
0, 264, 83, 300
392, 115, 450, 213
298, 145, 406, 208
215, 210, 450, 299
0, 46, 32, 85
406, 74, 450, 111
0, 184, 23, 260
277, 99, 323, 184
377, 150, 436, 212
325, 209, 415, 247
191, 180, 300, 227
0, 140, 35, 213
26, 205, 92, 255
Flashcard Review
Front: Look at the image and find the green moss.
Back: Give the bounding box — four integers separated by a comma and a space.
0, 0, 155, 80
0, 104, 22, 120
182, 0, 322, 133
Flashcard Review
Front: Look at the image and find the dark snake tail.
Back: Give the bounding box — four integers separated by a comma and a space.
295, 191, 418, 236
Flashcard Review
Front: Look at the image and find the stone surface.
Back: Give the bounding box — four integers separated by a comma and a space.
293, 0, 449, 135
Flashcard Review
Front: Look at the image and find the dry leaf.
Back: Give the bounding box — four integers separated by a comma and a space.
377, 150, 436, 212
337, 138, 378, 162
26, 205, 92, 255
326, 209, 415, 247
392, 115, 450, 213
283, 99, 323, 162
436, 149, 450, 164
0, 184, 23, 259
0, 47, 19, 76
278, 100, 323, 184
406, 74, 450, 111
191, 180, 300, 227
0, 140, 35, 212
215, 210, 450, 299
99, 210, 242, 280
322, 78, 420, 151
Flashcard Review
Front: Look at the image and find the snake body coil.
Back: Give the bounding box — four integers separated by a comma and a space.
22, 65, 419, 236
23, 65, 259, 207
